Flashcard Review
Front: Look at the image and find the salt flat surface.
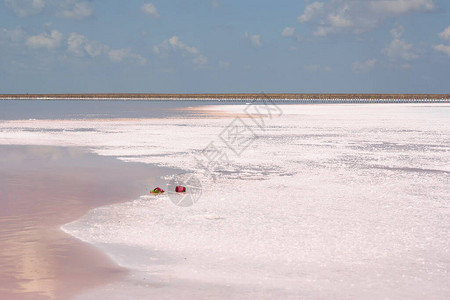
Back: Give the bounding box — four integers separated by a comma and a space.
1, 104, 449, 299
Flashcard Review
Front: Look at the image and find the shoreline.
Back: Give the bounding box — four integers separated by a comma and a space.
0, 145, 174, 300
50, 103, 450, 299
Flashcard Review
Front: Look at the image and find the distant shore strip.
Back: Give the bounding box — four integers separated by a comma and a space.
1, 93, 449, 103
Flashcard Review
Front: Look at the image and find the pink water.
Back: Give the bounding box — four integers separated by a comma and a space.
0, 145, 170, 300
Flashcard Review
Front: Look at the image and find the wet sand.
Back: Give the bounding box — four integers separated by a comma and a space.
0, 145, 173, 300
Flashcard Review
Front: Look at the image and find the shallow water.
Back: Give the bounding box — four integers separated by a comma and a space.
0, 145, 173, 299
0, 100, 233, 120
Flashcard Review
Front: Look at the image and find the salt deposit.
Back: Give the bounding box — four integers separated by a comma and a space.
1, 103, 449, 299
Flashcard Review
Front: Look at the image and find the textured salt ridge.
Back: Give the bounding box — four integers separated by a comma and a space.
1, 103, 450, 299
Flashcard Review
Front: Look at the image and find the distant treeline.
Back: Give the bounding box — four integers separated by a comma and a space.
1, 93, 449, 100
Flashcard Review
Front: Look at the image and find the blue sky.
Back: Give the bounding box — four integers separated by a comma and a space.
1, 0, 449, 93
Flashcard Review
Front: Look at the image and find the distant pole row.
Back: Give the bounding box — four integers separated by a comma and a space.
0, 94, 449, 103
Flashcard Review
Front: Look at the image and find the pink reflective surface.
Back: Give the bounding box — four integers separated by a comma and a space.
0, 145, 170, 300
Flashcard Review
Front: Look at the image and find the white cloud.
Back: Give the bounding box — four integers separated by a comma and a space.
434, 26, 450, 57
26, 30, 62, 49
108, 48, 147, 65
433, 44, 450, 56
311, 10, 352, 36
382, 27, 418, 61
108, 49, 130, 62
297, 0, 435, 36
4, 0, 94, 19
438, 26, 450, 41
3, 26, 146, 65
327, 13, 352, 28
134, 54, 148, 65
154, 36, 206, 66
0, 27, 26, 42
66, 32, 146, 64
153, 45, 161, 55
390, 24, 405, 39
244, 32, 261, 46
167, 36, 199, 54
85, 41, 104, 57
313, 26, 336, 37
67, 32, 104, 57
141, 3, 159, 18
282, 27, 295, 37
297, 2, 324, 23
4, 0, 46, 17
370, 0, 434, 14
67, 32, 88, 56
192, 55, 208, 65
58, 1, 93, 20
383, 38, 418, 60
250, 34, 261, 47
352, 58, 376, 73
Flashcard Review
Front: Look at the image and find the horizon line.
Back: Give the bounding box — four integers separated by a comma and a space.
1, 93, 449, 100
